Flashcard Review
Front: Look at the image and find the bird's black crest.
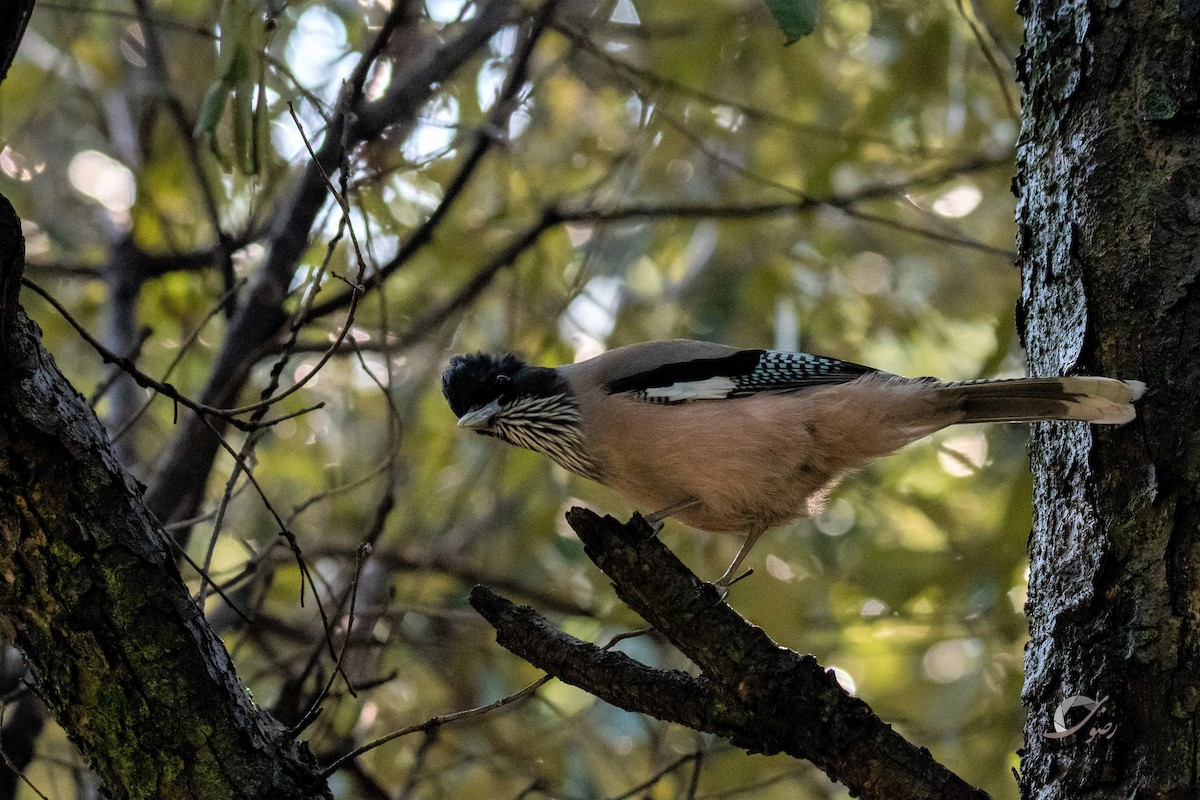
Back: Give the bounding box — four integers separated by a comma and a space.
442, 352, 525, 418
442, 352, 565, 418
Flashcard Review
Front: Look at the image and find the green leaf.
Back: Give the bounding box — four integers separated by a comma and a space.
193, 80, 231, 138
761, 0, 818, 44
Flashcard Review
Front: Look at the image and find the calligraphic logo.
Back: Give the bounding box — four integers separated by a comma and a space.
1044, 693, 1117, 743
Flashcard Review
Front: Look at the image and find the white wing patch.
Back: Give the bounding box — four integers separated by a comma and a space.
639, 376, 737, 403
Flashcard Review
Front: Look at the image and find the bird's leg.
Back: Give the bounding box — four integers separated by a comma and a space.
642, 497, 700, 535
713, 527, 767, 589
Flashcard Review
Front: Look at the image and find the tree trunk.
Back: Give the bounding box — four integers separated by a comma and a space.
1016, 0, 1200, 796
0, 194, 331, 800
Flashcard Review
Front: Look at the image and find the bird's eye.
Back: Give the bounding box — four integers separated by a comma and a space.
494, 374, 511, 387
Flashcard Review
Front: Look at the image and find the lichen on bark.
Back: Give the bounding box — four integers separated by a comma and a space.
1016, 1, 1200, 796
0, 193, 331, 800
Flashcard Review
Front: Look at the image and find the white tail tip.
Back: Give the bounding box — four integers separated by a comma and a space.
1058, 377, 1144, 424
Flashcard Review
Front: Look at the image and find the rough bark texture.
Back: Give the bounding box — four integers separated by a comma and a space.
473, 509, 989, 800
1016, 1, 1200, 796
0, 194, 331, 799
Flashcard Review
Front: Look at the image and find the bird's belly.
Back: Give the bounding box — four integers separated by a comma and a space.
609, 455, 833, 532
593, 395, 839, 533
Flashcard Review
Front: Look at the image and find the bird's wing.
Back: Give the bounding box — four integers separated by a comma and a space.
604, 349, 878, 404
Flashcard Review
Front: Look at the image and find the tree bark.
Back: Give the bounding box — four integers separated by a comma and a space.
1016, 0, 1200, 795
0, 194, 331, 800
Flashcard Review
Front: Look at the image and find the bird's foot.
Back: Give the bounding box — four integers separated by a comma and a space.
632, 511, 666, 538
709, 567, 754, 605
706, 527, 764, 603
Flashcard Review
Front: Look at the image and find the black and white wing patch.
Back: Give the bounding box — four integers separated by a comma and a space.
605, 349, 876, 404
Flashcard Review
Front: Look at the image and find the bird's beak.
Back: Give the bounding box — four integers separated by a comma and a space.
457, 399, 502, 430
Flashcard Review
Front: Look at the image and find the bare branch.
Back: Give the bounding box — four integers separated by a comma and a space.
471, 509, 990, 800
304, 0, 559, 322
144, 0, 518, 528
321, 674, 551, 777
21, 277, 318, 432
377, 155, 1014, 345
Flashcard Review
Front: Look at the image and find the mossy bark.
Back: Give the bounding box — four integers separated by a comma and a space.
1016, 0, 1200, 795
0, 195, 331, 799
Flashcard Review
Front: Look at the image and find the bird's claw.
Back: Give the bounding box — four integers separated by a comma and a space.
634, 511, 666, 538
708, 567, 753, 605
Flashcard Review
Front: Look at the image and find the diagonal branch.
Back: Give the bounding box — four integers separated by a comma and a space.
471, 508, 990, 800
470, 587, 742, 729
374, 155, 1013, 347
144, 0, 518, 528
305, 0, 560, 322
0, 192, 331, 800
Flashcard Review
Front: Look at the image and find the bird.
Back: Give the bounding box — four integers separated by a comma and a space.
442, 339, 1144, 588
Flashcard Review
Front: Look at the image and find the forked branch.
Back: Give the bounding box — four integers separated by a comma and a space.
471, 509, 989, 800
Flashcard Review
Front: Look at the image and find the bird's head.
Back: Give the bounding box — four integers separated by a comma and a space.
442, 351, 601, 480
441, 352, 568, 434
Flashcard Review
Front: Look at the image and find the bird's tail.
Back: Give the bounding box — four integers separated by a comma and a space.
940, 376, 1146, 425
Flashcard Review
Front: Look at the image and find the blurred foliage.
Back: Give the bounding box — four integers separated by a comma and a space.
1, 0, 1028, 797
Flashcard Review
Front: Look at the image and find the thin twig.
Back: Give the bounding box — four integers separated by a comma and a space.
111, 278, 242, 443
22, 277, 316, 432
609, 751, 701, 800
304, 0, 558, 322
559, 21, 937, 156
954, 0, 1018, 121
192, 92, 377, 602
320, 674, 552, 778
288, 543, 373, 737
385, 157, 1014, 344
0, 702, 50, 800
165, 539, 252, 624
320, 622, 657, 778
396, 730, 438, 800
89, 325, 151, 407
643, 93, 1014, 258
